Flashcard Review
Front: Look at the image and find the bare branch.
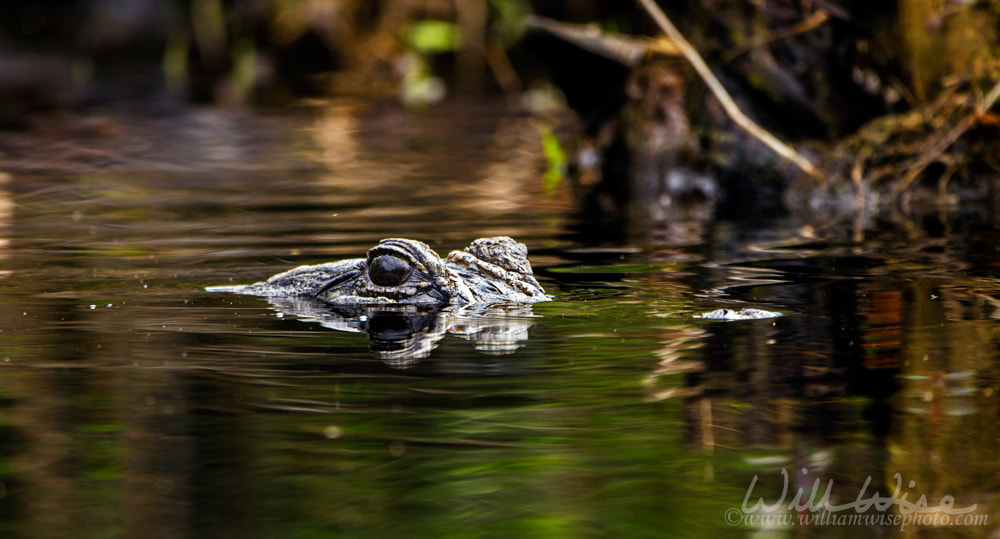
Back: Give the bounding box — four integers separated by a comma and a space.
637, 0, 820, 178
893, 78, 1000, 196
722, 11, 829, 63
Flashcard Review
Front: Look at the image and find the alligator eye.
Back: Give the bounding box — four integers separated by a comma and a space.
369, 254, 412, 287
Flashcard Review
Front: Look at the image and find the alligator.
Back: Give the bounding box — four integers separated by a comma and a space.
206, 236, 551, 307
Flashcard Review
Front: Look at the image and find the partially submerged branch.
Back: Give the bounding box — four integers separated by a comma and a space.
637, 0, 820, 178
893, 78, 1000, 196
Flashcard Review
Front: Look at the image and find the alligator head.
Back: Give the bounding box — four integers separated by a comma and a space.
206, 236, 550, 306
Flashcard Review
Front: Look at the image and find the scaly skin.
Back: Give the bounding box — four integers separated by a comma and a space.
207, 236, 550, 307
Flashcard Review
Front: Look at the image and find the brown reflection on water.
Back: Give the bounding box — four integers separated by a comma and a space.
13, 369, 78, 538
667, 267, 1000, 532
306, 99, 575, 219
888, 283, 1000, 530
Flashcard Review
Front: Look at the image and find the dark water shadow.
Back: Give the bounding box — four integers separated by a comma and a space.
263, 297, 537, 368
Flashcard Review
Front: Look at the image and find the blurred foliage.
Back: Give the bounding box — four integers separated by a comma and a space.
899, 0, 1000, 102
0, 0, 996, 116
406, 19, 463, 54
1, 0, 999, 205
539, 126, 566, 194
399, 20, 461, 107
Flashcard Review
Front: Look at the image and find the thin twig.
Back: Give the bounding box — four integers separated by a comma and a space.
525, 15, 679, 67
637, 0, 819, 178
892, 114, 973, 196
722, 10, 829, 63
982, 79, 1000, 111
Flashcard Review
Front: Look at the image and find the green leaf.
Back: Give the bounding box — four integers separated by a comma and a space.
407, 20, 462, 54
540, 127, 566, 194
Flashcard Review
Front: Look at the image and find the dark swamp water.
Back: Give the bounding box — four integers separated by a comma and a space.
1, 100, 999, 538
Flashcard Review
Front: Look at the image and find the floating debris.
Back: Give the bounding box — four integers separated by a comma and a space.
694, 308, 782, 321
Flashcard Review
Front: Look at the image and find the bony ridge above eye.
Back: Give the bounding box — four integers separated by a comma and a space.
369, 254, 412, 287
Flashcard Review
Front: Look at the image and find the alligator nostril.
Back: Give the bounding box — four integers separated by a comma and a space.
369, 254, 412, 287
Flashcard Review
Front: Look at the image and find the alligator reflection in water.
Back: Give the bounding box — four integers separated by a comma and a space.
265, 297, 536, 367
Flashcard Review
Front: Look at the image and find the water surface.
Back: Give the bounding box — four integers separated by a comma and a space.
1, 101, 998, 537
